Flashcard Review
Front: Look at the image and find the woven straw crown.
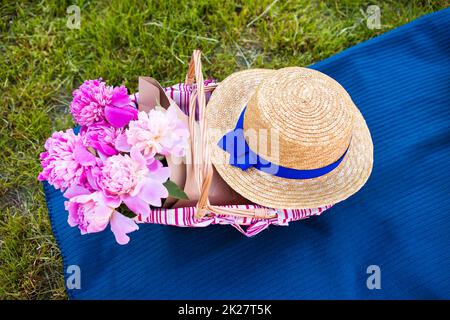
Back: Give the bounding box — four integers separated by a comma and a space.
243, 67, 354, 170
206, 67, 373, 209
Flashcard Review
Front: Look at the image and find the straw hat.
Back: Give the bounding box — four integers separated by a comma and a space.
206, 67, 373, 209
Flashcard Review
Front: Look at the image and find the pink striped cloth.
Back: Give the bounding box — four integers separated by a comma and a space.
129, 82, 332, 236
135, 205, 332, 237
131, 79, 216, 117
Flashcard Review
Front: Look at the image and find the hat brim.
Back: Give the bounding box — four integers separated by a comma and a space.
206, 69, 373, 209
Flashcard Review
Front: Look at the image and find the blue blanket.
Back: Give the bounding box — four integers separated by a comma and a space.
44, 8, 450, 299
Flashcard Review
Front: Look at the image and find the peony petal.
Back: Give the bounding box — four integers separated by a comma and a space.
74, 140, 96, 166
174, 127, 190, 138
110, 211, 139, 245
123, 104, 139, 120
71, 193, 95, 204
146, 156, 158, 169
149, 166, 171, 184
123, 195, 151, 219
86, 204, 111, 233
63, 185, 91, 199
131, 179, 148, 198
147, 159, 170, 182
65, 201, 79, 227
86, 167, 100, 191
137, 178, 168, 207
37, 172, 46, 182
100, 192, 121, 208
130, 146, 147, 168
166, 104, 178, 117
115, 132, 131, 152
94, 141, 118, 157
105, 105, 138, 128
111, 86, 130, 108
97, 152, 108, 162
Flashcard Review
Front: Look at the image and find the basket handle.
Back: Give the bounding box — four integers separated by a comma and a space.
186, 50, 276, 220
185, 55, 196, 85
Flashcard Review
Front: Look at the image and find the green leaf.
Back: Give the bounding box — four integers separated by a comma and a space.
163, 180, 189, 200
118, 204, 137, 219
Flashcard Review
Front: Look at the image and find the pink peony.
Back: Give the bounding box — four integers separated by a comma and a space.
70, 79, 138, 127
100, 147, 170, 219
38, 129, 100, 191
117, 105, 189, 157
81, 121, 122, 158
64, 186, 138, 245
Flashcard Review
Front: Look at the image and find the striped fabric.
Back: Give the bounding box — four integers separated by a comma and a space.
135, 205, 332, 237
130, 86, 332, 236
131, 79, 215, 116
164, 79, 216, 116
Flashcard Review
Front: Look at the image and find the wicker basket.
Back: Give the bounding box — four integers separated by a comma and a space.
132, 50, 332, 236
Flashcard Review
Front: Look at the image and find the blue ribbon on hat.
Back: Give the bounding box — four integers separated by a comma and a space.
217, 106, 349, 180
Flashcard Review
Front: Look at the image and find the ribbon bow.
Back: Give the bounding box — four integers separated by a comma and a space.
218, 106, 350, 180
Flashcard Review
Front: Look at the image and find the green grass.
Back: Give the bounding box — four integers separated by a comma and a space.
0, 0, 448, 299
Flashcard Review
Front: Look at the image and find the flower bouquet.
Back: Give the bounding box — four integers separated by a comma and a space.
38, 79, 190, 244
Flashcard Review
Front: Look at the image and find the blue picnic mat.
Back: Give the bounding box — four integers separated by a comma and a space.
43, 8, 450, 299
